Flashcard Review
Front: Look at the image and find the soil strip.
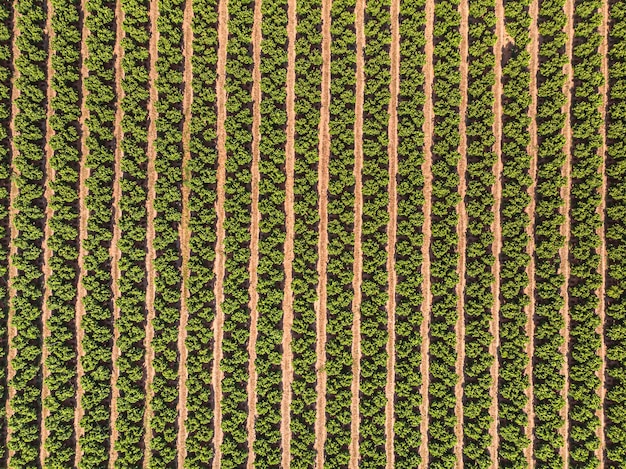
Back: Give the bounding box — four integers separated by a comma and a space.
419, 0, 435, 462
562, 0, 574, 462
245, 0, 262, 465
455, 0, 469, 463
349, 0, 365, 465
314, 0, 332, 464
176, 0, 194, 464
74, 0, 90, 463
491, 0, 506, 464
211, 0, 229, 464
108, 0, 125, 465
384, 0, 400, 465
526, 0, 539, 463
280, 0, 297, 465
141, 0, 159, 463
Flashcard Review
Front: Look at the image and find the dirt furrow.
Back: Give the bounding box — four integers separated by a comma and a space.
176, 0, 194, 464
74, 0, 90, 462
385, 0, 400, 465
562, 0, 574, 462
211, 0, 229, 464
419, 0, 435, 462
5, 0, 20, 456
455, 0, 469, 463
598, 0, 609, 464
491, 0, 505, 464
350, 0, 365, 465
141, 0, 159, 463
108, 0, 125, 465
245, 0, 262, 465
40, 2, 56, 463
314, 0, 331, 464
280, 0, 297, 465
526, 0, 539, 463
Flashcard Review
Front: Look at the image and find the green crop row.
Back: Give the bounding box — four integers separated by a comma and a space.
184, 0, 219, 465
428, 0, 461, 466
324, 0, 356, 466
254, 0, 288, 464
567, 0, 603, 466
79, 0, 117, 465
8, 0, 47, 466
534, 0, 567, 464
463, 0, 496, 466
393, 0, 426, 466
606, 0, 626, 465
498, 0, 532, 465
115, 0, 151, 465
289, 0, 322, 466
360, 0, 391, 466
220, 0, 254, 465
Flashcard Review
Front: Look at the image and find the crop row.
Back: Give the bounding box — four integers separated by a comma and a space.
463, 0, 496, 466
254, 0, 288, 464
116, 0, 151, 465
498, 0, 533, 464
9, 0, 47, 466
428, 0, 461, 466
289, 0, 322, 466
567, 0, 603, 466
324, 0, 357, 465
393, 0, 426, 466
220, 0, 254, 465
184, 0, 219, 465
606, 0, 626, 465
0, 3, 11, 465
360, 0, 391, 466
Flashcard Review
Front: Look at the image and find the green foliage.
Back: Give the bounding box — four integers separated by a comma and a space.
289, 0, 322, 466
463, 1, 496, 466
324, 0, 356, 466
115, 0, 151, 465
359, 0, 391, 466
534, 0, 568, 464
219, 0, 254, 465
605, 1, 626, 465
428, 0, 461, 466
498, 0, 533, 465
8, 0, 47, 466
393, 0, 425, 466
183, 0, 219, 466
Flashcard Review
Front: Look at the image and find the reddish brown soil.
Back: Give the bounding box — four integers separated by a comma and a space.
385, 0, 400, 465
280, 0, 297, 465
314, 0, 332, 464
455, 0, 469, 463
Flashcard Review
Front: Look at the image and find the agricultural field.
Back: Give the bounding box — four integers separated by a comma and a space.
0, 0, 624, 467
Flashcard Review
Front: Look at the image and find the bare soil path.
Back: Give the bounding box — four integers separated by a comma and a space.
526, 0, 539, 463
246, 0, 262, 465
455, 0, 469, 463
74, 0, 91, 463
562, 0, 574, 462
6, 1, 20, 457
211, 0, 229, 464
491, 0, 505, 464
108, 0, 125, 465
598, 0, 609, 464
350, 0, 365, 465
314, 0, 331, 464
280, 0, 297, 465
176, 0, 194, 464
40, 2, 56, 463
419, 0, 435, 462
141, 0, 159, 463
385, 0, 400, 466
